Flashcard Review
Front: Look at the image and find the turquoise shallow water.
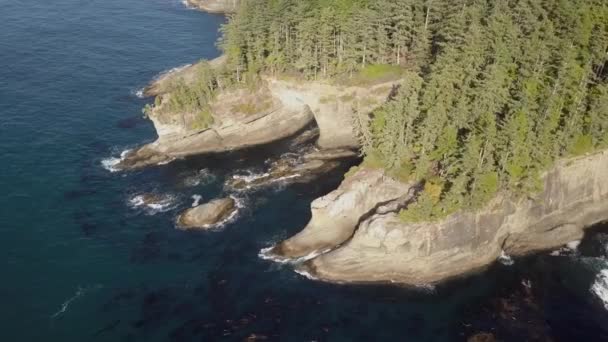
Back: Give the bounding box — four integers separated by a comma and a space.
2, 0, 608, 341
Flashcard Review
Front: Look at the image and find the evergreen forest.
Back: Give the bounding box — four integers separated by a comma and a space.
156, 0, 608, 221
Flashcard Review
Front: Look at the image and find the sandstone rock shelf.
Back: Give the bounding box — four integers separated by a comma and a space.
118, 58, 400, 170
268, 150, 608, 285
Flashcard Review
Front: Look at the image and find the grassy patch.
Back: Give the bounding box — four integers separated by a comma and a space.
337, 64, 405, 86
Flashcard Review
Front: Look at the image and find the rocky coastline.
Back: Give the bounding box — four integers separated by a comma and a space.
117, 58, 397, 171
114, 1, 608, 287
183, 0, 240, 14
274, 150, 608, 285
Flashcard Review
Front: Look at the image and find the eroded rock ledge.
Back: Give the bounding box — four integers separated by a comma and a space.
118, 59, 399, 170
184, 0, 240, 13
268, 168, 415, 261
272, 150, 608, 285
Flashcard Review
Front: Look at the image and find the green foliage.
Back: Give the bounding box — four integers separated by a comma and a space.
339, 64, 406, 86
146, 0, 608, 223
569, 135, 594, 156
339, 0, 608, 222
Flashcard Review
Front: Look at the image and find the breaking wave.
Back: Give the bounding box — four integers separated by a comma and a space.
191, 194, 202, 207
101, 149, 131, 172
51, 284, 102, 319
498, 250, 514, 266
128, 193, 179, 215
258, 245, 330, 264
592, 269, 608, 310
294, 268, 318, 281
130, 87, 145, 98
227, 170, 302, 192
550, 240, 581, 256
182, 169, 216, 187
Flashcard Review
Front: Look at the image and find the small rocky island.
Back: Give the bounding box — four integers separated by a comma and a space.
114, 0, 608, 286
177, 197, 237, 229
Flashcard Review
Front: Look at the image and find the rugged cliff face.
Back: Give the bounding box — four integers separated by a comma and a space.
270, 150, 608, 285
184, 0, 240, 13
118, 60, 399, 170
268, 169, 415, 261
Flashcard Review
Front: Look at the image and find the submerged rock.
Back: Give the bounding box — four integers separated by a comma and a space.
177, 197, 236, 229
467, 333, 496, 342
295, 150, 608, 285
225, 148, 354, 191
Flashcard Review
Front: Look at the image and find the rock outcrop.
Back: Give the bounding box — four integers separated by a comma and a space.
184, 0, 240, 13
142, 56, 226, 98
293, 150, 608, 284
266, 78, 400, 150
267, 168, 415, 261
225, 147, 356, 191
118, 78, 315, 170
177, 197, 236, 229
118, 59, 399, 170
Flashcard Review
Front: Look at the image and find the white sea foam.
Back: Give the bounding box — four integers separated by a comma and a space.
51, 284, 102, 319
549, 239, 581, 256
294, 268, 319, 280
181, 0, 193, 9
233, 171, 271, 183
191, 194, 202, 207
101, 149, 131, 172
498, 250, 514, 266
592, 269, 608, 310
415, 283, 437, 293
228, 170, 302, 192
130, 87, 145, 98
258, 245, 330, 264
567, 240, 581, 251
183, 169, 215, 187
128, 193, 178, 215
157, 157, 176, 166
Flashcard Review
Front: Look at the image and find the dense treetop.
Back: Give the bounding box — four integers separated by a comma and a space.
155, 0, 608, 220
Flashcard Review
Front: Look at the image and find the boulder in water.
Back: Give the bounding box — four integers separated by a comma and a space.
177, 197, 236, 229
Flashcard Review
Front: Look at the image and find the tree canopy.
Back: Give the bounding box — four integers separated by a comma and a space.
157, 0, 608, 220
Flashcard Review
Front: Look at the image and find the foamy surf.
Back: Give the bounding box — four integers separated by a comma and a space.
130, 87, 145, 98
101, 149, 131, 172
258, 246, 331, 264
128, 193, 179, 215
550, 239, 581, 256
295, 268, 319, 281
191, 194, 202, 207
591, 269, 608, 310
498, 250, 514, 266
227, 170, 302, 192
182, 169, 216, 187
51, 284, 102, 319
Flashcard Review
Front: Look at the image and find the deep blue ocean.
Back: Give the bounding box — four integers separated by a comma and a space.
2, 0, 608, 341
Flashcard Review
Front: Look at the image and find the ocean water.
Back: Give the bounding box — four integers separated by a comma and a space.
2, 0, 608, 341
